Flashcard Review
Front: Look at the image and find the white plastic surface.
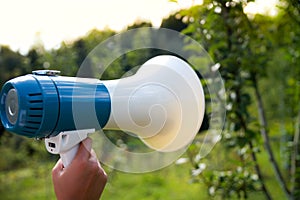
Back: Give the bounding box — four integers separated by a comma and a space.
103, 55, 205, 152
45, 129, 95, 167
61, 144, 79, 167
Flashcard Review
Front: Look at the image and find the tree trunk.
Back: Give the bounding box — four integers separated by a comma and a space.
249, 141, 272, 200
235, 83, 272, 200
252, 75, 291, 199
291, 108, 300, 199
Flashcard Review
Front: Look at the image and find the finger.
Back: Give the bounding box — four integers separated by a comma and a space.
82, 137, 93, 152
90, 149, 101, 167
90, 149, 98, 161
74, 138, 93, 162
90, 149, 106, 175
52, 158, 63, 176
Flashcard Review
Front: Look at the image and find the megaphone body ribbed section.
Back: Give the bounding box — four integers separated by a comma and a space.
0, 75, 111, 138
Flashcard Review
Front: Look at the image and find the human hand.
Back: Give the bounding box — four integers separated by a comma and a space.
52, 138, 107, 200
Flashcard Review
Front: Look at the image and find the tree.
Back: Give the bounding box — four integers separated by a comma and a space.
180, 1, 271, 198
178, 0, 299, 199
275, 0, 300, 198
0, 46, 29, 85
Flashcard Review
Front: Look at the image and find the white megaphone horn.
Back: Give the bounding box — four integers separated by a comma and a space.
102, 55, 205, 152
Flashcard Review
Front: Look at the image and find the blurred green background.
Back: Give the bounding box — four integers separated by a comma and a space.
0, 0, 299, 199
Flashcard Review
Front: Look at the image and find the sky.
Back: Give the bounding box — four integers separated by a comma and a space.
0, 0, 278, 54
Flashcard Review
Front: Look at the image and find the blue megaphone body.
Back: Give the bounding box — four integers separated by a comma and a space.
1, 70, 111, 138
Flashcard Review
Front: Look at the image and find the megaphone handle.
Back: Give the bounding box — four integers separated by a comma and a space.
45, 129, 95, 168
61, 144, 79, 168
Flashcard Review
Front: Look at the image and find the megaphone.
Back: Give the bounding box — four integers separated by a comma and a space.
0, 55, 205, 167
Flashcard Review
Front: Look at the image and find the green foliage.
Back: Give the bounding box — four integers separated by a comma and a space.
0, 1, 300, 199
179, 0, 300, 199
0, 163, 55, 200
0, 132, 52, 171
0, 46, 30, 85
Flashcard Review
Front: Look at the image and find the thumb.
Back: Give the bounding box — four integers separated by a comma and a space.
74, 137, 93, 161
52, 158, 63, 177
82, 137, 93, 152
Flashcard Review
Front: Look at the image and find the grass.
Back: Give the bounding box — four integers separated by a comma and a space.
0, 160, 207, 200
0, 162, 56, 200
0, 131, 290, 200
102, 163, 207, 200
0, 151, 288, 200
